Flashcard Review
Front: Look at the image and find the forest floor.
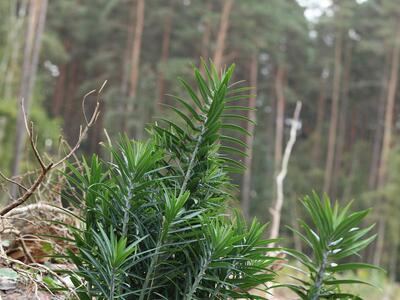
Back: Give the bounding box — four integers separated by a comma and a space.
1, 265, 399, 299
0, 202, 398, 300
0, 281, 64, 300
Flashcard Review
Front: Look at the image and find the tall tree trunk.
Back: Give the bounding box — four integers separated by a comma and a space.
241, 54, 258, 220
120, 5, 135, 132
11, 0, 48, 197
13, 0, 40, 159
52, 63, 66, 117
0, 117, 6, 159
312, 69, 328, 166
332, 40, 352, 199
155, 5, 173, 110
274, 65, 285, 177
64, 61, 78, 142
342, 127, 358, 201
266, 83, 275, 180
201, 1, 212, 60
323, 28, 343, 195
368, 49, 390, 190
374, 22, 400, 266
390, 230, 399, 281
199, 0, 212, 74
89, 103, 104, 155
125, 0, 145, 134
290, 197, 303, 252
1, 0, 28, 99
213, 0, 233, 72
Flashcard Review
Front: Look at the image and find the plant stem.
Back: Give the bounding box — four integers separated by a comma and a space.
141, 123, 205, 299
140, 224, 164, 300
110, 271, 115, 299
185, 255, 211, 299
122, 182, 133, 237
310, 250, 328, 300
178, 124, 205, 198
210, 261, 236, 298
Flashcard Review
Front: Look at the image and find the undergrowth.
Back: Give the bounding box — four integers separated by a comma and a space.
57, 62, 382, 299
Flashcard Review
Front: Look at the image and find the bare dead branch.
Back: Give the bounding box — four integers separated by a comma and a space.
82, 89, 96, 125
0, 164, 52, 216
29, 122, 46, 170
18, 233, 36, 263
1, 254, 78, 298
4, 202, 66, 217
0, 81, 106, 216
59, 136, 82, 168
0, 170, 28, 192
270, 101, 302, 242
30, 262, 78, 297
52, 81, 104, 169
22, 98, 47, 170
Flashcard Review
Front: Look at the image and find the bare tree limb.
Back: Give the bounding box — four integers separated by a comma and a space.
1, 254, 78, 298
0, 170, 28, 192
52, 82, 104, 169
1, 164, 52, 216
0, 81, 106, 216
22, 100, 46, 170
19, 232, 36, 263
270, 101, 302, 242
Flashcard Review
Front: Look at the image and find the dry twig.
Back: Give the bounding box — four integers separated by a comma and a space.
0, 81, 105, 216
1, 254, 78, 299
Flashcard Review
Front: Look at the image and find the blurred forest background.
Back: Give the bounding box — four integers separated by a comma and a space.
1, 0, 400, 286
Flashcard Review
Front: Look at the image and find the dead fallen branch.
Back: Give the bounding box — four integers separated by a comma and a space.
1, 254, 78, 299
4, 203, 65, 217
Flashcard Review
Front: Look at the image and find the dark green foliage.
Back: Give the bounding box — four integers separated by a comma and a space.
62, 62, 276, 299
283, 193, 383, 300
58, 63, 382, 299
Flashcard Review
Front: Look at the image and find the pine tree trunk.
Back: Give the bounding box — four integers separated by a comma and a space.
368, 49, 390, 190
342, 101, 359, 201
389, 231, 399, 281
64, 61, 78, 142
241, 54, 258, 220
89, 103, 104, 155
155, 5, 173, 110
213, 0, 233, 72
201, 1, 212, 60
312, 69, 328, 166
52, 63, 66, 117
0, 117, 6, 159
199, 0, 212, 74
125, 0, 145, 134
332, 40, 352, 199
274, 65, 285, 177
267, 84, 275, 179
290, 196, 302, 252
323, 28, 343, 195
374, 22, 400, 266
12, 0, 40, 176
1, 0, 28, 99
120, 5, 135, 132
11, 0, 48, 197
